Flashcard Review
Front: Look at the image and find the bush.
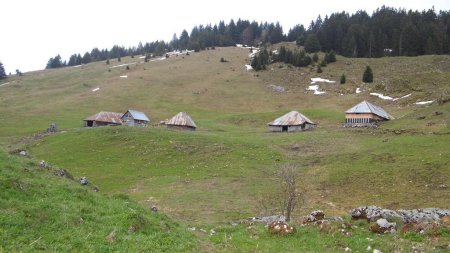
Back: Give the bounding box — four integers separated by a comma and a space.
317, 65, 323, 73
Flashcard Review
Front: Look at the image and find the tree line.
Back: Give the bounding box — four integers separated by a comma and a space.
46, 6, 450, 69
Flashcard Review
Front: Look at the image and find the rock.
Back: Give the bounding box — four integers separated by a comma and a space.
373, 249, 382, 253
350, 206, 449, 223
303, 210, 325, 223
248, 215, 285, 224
53, 169, 74, 180
344, 247, 352, 252
151, 205, 158, 213
47, 122, 58, 133
79, 176, 88, 185
268, 221, 296, 235
39, 160, 47, 168
19, 150, 27, 156
369, 218, 396, 234
93, 186, 99, 192
268, 84, 285, 93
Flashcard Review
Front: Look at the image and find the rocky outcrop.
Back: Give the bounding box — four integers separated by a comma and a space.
247, 215, 286, 224
303, 210, 325, 223
79, 177, 89, 185
350, 206, 449, 223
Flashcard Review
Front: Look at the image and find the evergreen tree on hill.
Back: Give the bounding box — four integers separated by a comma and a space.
363, 65, 373, 83
0, 62, 6, 79
304, 34, 321, 53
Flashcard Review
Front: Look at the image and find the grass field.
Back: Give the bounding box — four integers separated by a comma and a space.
1, 46, 449, 251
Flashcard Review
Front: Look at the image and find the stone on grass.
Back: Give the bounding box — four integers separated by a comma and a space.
79, 176, 89, 185
268, 221, 296, 235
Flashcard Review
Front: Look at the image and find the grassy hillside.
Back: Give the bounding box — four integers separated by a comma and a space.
1, 45, 449, 251
0, 149, 197, 252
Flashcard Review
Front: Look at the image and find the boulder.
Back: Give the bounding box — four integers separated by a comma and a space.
19, 150, 27, 156
39, 160, 47, 168
151, 205, 158, 213
79, 177, 89, 185
369, 218, 396, 234
53, 169, 74, 180
303, 210, 325, 223
47, 122, 58, 133
397, 208, 450, 223
350, 206, 401, 221
268, 221, 296, 235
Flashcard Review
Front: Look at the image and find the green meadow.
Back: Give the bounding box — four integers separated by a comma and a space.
1, 46, 449, 251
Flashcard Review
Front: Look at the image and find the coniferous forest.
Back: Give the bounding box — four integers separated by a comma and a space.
46, 6, 450, 69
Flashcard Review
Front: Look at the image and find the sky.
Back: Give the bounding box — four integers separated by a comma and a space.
1, 0, 449, 74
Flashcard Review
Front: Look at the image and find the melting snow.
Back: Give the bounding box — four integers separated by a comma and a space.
356, 88, 362, 94
245, 64, 253, 70
310, 78, 335, 84
72, 65, 82, 68
307, 85, 326, 95
249, 49, 259, 58
415, 100, 434, 105
0, 82, 10, 87
139, 56, 146, 59
110, 63, 136, 68
393, 93, 412, 101
120, 75, 128, 78
370, 93, 394, 100
92, 88, 100, 92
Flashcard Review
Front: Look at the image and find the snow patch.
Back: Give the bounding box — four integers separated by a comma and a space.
139, 56, 146, 59
415, 100, 434, 105
0, 82, 10, 87
393, 93, 412, 101
72, 65, 82, 68
245, 64, 253, 71
310, 78, 335, 84
370, 93, 394, 100
249, 49, 259, 58
356, 88, 362, 94
110, 63, 136, 68
92, 88, 100, 92
307, 85, 326, 95
119, 75, 128, 78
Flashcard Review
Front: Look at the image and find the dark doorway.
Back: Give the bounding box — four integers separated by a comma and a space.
86, 121, 93, 127
282, 126, 288, 132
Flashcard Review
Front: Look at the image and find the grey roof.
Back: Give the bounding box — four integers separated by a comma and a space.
345, 101, 394, 120
126, 109, 150, 122
268, 111, 315, 126
166, 112, 197, 128
84, 111, 123, 124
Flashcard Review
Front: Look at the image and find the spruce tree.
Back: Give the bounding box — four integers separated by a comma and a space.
312, 53, 319, 63
340, 74, 346, 84
0, 62, 7, 79
363, 66, 373, 83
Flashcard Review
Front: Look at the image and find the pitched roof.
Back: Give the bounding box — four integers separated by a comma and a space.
166, 112, 197, 128
345, 101, 394, 120
84, 111, 123, 124
268, 111, 315, 126
125, 109, 150, 121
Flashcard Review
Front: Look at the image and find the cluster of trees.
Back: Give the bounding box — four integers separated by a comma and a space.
299, 6, 450, 57
251, 46, 337, 71
0, 62, 6, 79
46, 6, 450, 69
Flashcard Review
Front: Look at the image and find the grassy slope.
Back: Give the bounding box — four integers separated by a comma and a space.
0, 149, 197, 252
1, 46, 450, 251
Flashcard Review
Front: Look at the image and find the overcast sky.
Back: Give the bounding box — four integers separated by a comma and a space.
1, 0, 449, 74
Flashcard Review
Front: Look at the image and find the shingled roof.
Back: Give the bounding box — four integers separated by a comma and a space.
268, 111, 315, 126
345, 101, 394, 120
84, 111, 123, 124
166, 112, 197, 128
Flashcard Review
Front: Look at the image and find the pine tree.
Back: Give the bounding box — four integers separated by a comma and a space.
317, 65, 323, 73
363, 66, 373, 83
325, 50, 336, 63
340, 74, 346, 84
106, 59, 110, 65
304, 34, 321, 53
312, 53, 319, 63
0, 62, 7, 79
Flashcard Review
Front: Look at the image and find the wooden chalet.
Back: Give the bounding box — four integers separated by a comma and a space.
166, 112, 197, 131
121, 109, 150, 126
83, 111, 123, 127
345, 100, 394, 127
268, 111, 316, 132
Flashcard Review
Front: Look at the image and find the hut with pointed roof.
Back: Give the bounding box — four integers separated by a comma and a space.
83, 111, 123, 127
166, 112, 197, 131
268, 111, 316, 132
121, 109, 150, 126
345, 100, 393, 127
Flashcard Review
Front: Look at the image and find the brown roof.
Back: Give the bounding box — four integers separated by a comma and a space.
166, 112, 197, 128
268, 111, 315, 126
84, 111, 123, 124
